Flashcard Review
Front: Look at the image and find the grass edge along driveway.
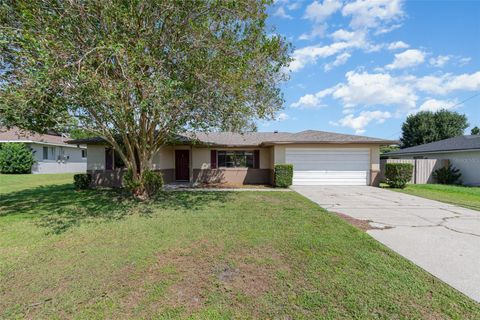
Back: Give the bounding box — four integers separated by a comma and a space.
1, 174, 479, 319
389, 183, 480, 212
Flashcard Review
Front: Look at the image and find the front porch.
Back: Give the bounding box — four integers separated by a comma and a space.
86, 144, 273, 188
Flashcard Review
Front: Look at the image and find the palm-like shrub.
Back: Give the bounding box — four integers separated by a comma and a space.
433, 164, 462, 185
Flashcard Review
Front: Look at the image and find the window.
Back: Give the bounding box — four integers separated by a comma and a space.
82, 150, 87, 158
217, 151, 254, 168
42, 146, 56, 160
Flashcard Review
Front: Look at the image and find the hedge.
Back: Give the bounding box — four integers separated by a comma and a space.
274, 164, 293, 188
384, 163, 413, 188
73, 173, 92, 189
0, 143, 35, 174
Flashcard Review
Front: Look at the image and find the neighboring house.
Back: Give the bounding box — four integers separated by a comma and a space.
68, 130, 394, 187
386, 135, 480, 186
0, 127, 87, 174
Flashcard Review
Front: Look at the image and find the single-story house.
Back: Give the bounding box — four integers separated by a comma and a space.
386, 135, 480, 186
68, 130, 394, 187
0, 127, 87, 174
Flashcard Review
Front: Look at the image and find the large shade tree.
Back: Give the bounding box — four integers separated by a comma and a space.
0, 0, 290, 198
400, 109, 468, 148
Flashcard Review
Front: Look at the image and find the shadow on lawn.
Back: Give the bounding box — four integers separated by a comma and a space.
0, 184, 229, 234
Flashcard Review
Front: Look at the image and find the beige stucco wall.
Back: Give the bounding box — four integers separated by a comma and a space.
87, 145, 107, 170
86, 143, 382, 186
151, 146, 175, 170
272, 143, 380, 171
87, 143, 381, 171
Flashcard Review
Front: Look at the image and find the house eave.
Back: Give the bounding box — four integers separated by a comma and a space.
260, 140, 398, 147
387, 148, 480, 156
1, 140, 86, 148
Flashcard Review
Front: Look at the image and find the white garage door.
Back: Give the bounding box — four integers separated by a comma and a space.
285, 148, 370, 185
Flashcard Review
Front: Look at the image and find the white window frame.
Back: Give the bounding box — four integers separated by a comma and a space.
217, 150, 255, 168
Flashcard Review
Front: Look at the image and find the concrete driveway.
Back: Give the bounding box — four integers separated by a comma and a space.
292, 185, 480, 303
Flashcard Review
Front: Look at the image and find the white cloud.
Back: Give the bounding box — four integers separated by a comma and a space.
289, 33, 369, 72
342, 0, 404, 31
330, 29, 357, 42
294, 69, 480, 110
387, 41, 409, 50
273, 6, 293, 19
429, 55, 450, 68
417, 98, 459, 112
333, 110, 392, 134
374, 23, 402, 35
415, 71, 480, 95
304, 0, 343, 23
291, 87, 335, 108
332, 71, 418, 109
288, 2, 301, 10
277, 112, 289, 121
289, 42, 349, 71
385, 49, 426, 70
324, 52, 351, 71
299, 24, 327, 40
459, 57, 472, 66
293, 65, 480, 133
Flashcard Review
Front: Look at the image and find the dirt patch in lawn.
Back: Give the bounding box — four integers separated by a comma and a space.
334, 212, 391, 231
117, 240, 288, 317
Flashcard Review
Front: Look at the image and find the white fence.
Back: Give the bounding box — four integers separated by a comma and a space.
379, 159, 448, 184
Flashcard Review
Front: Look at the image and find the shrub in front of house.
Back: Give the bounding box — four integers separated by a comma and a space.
73, 173, 92, 189
0, 143, 35, 174
433, 164, 462, 185
142, 169, 164, 196
384, 163, 413, 188
274, 164, 293, 188
123, 169, 164, 198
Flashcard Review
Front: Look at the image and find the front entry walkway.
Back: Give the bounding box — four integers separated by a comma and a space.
292, 185, 480, 303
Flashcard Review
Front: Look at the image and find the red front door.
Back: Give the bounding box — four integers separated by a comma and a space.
175, 150, 190, 181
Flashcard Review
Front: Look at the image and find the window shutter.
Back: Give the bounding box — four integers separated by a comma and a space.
254, 150, 260, 169
211, 150, 217, 169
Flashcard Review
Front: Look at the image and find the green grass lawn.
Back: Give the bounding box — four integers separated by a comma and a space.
392, 184, 480, 211
1, 175, 479, 319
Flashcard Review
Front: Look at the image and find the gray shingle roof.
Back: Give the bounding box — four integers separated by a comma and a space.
68, 130, 394, 146
0, 127, 69, 145
263, 130, 392, 144
387, 135, 480, 155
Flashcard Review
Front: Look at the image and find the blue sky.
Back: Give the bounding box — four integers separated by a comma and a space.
260, 0, 480, 139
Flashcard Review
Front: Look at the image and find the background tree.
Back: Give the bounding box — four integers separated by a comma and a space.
380, 145, 400, 155
68, 128, 98, 140
0, 0, 290, 198
471, 126, 480, 135
400, 110, 468, 148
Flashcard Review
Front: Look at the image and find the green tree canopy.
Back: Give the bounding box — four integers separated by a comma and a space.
471, 126, 480, 135
0, 0, 290, 198
400, 109, 468, 148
